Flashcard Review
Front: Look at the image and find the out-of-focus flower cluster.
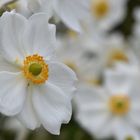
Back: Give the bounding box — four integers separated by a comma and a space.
0, 0, 140, 140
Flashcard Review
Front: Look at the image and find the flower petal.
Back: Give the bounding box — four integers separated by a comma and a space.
53, 0, 89, 32
114, 118, 140, 140
104, 69, 134, 95
0, 54, 20, 72
17, 86, 40, 130
0, 12, 28, 63
76, 110, 112, 139
28, 0, 53, 17
0, 72, 27, 116
48, 61, 77, 99
75, 85, 112, 138
32, 82, 72, 135
23, 13, 56, 59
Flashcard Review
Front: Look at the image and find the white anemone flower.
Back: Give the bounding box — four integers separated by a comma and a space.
57, 33, 138, 87
84, 0, 127, 32
16, 0, 90, 32
74, 64, 140, 139
75, 33, 138, 85
0, 11, 77, 135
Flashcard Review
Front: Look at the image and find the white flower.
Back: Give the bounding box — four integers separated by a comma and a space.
0, 11, 77, 135
74, 64, 140, 139
84, 0, 127, 32
16, 0, 90, 32
75, 33, 137, 85
57, 32, 138, 87
56, 34, 104, 85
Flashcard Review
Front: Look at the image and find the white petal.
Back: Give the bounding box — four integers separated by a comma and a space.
76, 111, 112, 139
127, 108, 140, 127
17, 86, 40, 130
0, 72, 27, 116
75, 84, 109, 110
128, 75, 140, 126
0, 55, 20, 72
48, 61, 77, 99
127, 92, 140, 127
75, 85, 112, 138
104, 69, 134, 95
75, 87, 108, 113
28, 0, 53, 17
32, 82, 72, 135
53, 0, 89, 32
114, 118, 140, 140
23, 13, 56, 59
0, 12, 28, 63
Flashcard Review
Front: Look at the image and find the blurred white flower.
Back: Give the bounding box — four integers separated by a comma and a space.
74, 64, 140, 139
0, 11, 77, 135
84, 0, 127, 32
56, 34, 104, 85
16, 0, 90, 32
57, 32, 138, 87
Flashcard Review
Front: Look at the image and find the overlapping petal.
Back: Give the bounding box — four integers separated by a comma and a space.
32, 82, 72, 135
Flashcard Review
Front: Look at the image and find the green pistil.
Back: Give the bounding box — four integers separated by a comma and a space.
116, 101, 124, 108
29, 63, 42, 76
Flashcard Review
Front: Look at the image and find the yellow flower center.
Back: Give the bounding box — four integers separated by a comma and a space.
23, 54, 49, 84
87, 79, 101, 86
107, 49, 128, 67
109, 95, 130, 115
67, 30, 78, 39
91, 0, 109, 19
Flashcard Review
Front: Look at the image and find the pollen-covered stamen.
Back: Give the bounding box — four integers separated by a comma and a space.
107, 49, 128, 67
109, 95, 130, 115
91, 0, 109, 19
23, 54, 49, 84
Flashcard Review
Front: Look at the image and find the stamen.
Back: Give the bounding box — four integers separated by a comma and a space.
91, 0, 109, 19
107, 49, 128, 66
23, 54, 49, 84
109, 95, 130, 115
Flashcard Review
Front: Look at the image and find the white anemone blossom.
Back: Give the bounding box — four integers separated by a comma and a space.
75, 64, 140, 139
84, 0, 127, 32
73, 33, 137, 85
0, 11, 77, 135
17, 0, 90, 32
